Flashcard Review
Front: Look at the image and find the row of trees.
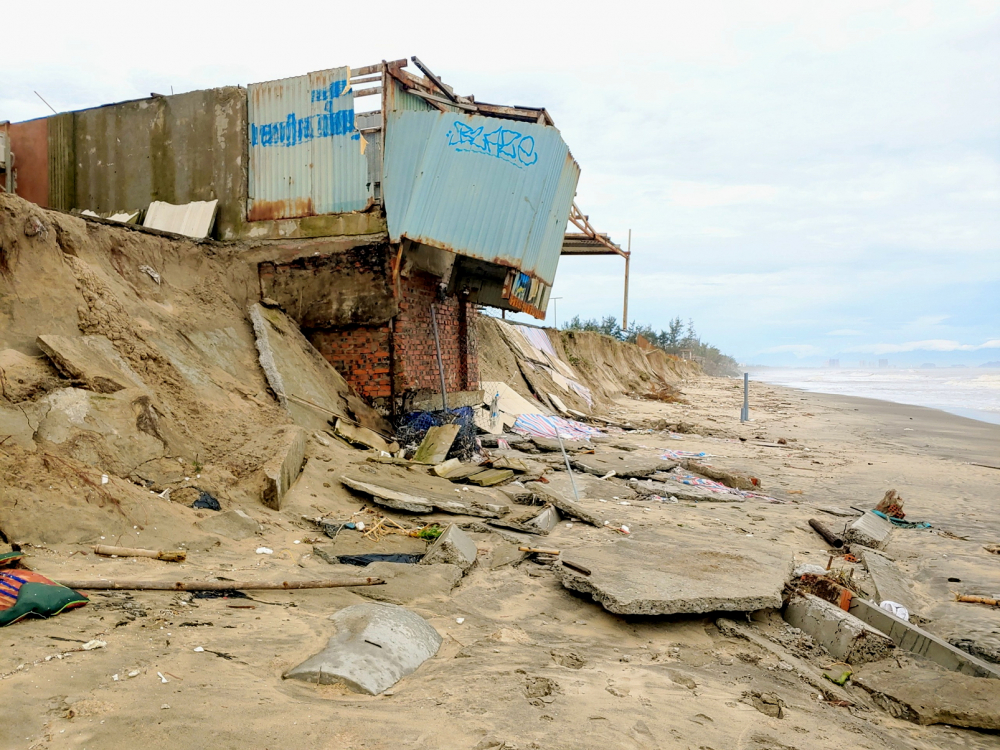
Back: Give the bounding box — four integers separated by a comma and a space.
563, 315, 740, 376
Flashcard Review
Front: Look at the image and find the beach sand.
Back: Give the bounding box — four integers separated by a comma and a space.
4, 376, 999, 750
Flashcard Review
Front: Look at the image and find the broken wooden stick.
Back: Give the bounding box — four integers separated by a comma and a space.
956, 594, 1000, 606
519, 546, 560, 555
561, 560, 592, 576
93, 545, 187, 563
808, 518, 845, 549
52, 577, 385, 591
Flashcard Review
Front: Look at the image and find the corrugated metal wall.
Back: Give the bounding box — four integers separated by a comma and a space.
382, 109, 580, 287
248, 67, 371, 221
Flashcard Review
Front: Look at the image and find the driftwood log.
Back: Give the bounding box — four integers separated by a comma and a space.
94, 545, 186, 563
54, 578, 385, 591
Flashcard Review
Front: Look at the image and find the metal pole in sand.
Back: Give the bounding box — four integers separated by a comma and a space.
555, 431, 580, 501
430, 304, 448, 412
741, 372, 749, 422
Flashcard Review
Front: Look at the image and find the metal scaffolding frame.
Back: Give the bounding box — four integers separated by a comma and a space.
562, 202, 631, 327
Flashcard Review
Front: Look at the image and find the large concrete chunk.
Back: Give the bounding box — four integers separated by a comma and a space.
861, 550, 918, 613
557, 535, 793, 615
36, 334, 145, 394
421, 524, 478, 571
283, 603, 441, 695
195, 509, 262, 541
412, 424, 460, 465
636, 476, 744, 503
844, 511, 893, 550
853, 663, 1000, 729
572, 452, 678, 478
333, 418, 394, 453
340, 468, 510, 518
784, 593, 895, 665
261, 425, 306, 510
348, 562, 463, 605
249, 303, 389, 435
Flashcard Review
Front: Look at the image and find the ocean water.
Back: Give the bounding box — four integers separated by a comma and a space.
751, 368, 1000, 426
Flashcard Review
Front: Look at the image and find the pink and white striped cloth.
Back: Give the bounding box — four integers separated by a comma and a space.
512, 414, 604, 441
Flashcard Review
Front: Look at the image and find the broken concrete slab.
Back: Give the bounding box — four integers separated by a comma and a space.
333, 418, 395, 453
631, 476, 742, 503
844, 511, 893, 550
432, 458, 462, 477
783, 593, 895, 665
283, 602, 441, 695
572, 452, 678, 479
853, 662, 1000, 729
421, 524, 478, 571
195, 509, 262, 541
249, 303, 389, 436
684, 460, 758, 491
412, 424, 460, 464
467, 468, 514, 487
557, 534, 793, 615
261, 425, 306, 510
530, 436, 589, 453
526, 479, 605, 527
348, 562, 463, 605
0, 348, 60, 402
525, 505, 559, 534
796, 574, 1000, 679
715, 618, 855, 704
340, 468, 510, 518
862, 550, 918, 614
36, 334, 145, 394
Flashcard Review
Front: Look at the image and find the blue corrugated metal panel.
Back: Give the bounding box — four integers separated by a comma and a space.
248, 67, 370, 220
382, 109, 580, 287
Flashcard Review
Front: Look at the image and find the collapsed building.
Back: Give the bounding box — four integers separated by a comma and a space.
0, 57, 627, 414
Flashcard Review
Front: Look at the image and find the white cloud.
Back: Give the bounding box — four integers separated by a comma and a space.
827, 329, 864, 336
759, 344, 825, 357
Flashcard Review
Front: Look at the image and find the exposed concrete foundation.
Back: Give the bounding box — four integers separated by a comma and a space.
844, 511, 893, 550
783, 593, 895, 665
260, 426, 306, 510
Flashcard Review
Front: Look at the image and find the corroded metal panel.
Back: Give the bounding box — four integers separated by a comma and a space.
382, 109, 580, 288
248, 67, 370, 220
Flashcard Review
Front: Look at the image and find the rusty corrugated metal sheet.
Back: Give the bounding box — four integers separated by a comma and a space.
382, 109, 580, 288
248, 67, 370, 220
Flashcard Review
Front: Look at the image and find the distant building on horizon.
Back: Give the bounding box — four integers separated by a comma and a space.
827, 359, 840, 368
879, 359, 888, 368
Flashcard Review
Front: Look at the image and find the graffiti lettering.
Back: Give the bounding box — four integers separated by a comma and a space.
446, 121, 539, 167
250, 85, 359, 148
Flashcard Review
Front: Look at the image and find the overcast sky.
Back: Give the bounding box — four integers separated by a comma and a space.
4, 1, 998, 366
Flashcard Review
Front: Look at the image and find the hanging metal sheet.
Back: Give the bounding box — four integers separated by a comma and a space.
248, 67, 371, 220
382, 109, 580, 288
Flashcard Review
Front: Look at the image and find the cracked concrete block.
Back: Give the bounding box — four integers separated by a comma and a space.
283, 602, 441, 695
525, 505, 559, 534
261, 425, 306, 510
421, 524, 478, 571
784, 593, 895, 665
36, 334, 145, 393
195, 509, 262, 541
844, 511, 893, 550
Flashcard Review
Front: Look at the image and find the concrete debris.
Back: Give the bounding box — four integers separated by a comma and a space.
421, 524, 478, 571
716, 618, 855, 704
684, 460, 758, 490
530, 436, 589, 453
37, 334, 144, 393
467, 468, 514, 486
797, 574, 1000, 679
432, 458, 463, 477
525, 479, 605, 527
0, 348, 61, 402
844, 511, 893, 550
525, 505, 559, 534
852, 662, 1000, 729
412, 424, 460, 464
333, 418, 396, 453
783, 593, 895, 665
143, 199, 218, 238
249, 303, 389, 435
195, 509, 262, 541
283, 602, 441, 695
861, 550, 918, 615
340, 469, 510, 518
348, 562, 463, 605
260, 425, 307, 510
572, 452, 678, 479
632, 476, 741, 503
557, 534, 792, 615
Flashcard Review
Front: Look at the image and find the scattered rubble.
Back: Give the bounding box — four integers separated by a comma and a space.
783, 593, 895, 665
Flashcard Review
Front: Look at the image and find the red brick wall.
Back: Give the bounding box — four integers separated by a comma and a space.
305, 267, 479, 407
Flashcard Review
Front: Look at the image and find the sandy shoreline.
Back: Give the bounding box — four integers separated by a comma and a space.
5, 375, 1000, 750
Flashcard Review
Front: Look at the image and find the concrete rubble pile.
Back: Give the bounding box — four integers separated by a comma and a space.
2, 193, 998, 742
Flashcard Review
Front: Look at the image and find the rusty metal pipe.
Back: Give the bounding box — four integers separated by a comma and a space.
808, 518, 845, 548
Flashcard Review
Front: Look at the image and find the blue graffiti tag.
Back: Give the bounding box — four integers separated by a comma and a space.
250, 83, 359, 148
446, 121, 538, 167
